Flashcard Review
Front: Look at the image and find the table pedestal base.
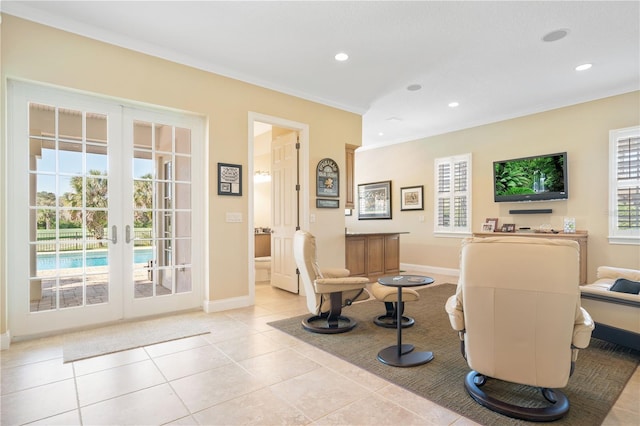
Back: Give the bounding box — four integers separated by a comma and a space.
377, 345, 434, 367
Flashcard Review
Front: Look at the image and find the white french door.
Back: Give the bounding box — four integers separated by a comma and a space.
7, 81, 205, 338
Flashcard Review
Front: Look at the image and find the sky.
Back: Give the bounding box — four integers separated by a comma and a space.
35, 147, 154, 195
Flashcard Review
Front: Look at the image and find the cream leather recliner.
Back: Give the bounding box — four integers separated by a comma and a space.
445, 236, 594, 422
293, 230, 370, 333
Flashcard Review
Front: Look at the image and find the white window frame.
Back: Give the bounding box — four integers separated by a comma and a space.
434, 153, 472, 237
609, 126, 640, 245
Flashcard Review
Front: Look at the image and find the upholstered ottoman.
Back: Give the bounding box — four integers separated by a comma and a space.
371, 282, 420, 328
580, 266, 640, 351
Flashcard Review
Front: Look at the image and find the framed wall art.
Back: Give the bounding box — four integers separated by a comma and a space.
358, 180, 392, 220
217, 163, 242, 196
400, 185, 424, 211
316, 158, 339, 198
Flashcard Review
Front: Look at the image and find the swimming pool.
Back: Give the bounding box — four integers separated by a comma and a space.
37, 248, 153, 270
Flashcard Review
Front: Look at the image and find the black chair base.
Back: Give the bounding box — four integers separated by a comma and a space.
373, 314, 415, 328
374, 301, 415, 328
302, 313, 357, 334
464, 370, 570, 422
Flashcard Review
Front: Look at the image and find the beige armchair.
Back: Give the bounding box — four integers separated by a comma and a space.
293, 230, 370, 333
445, 236, 594, 422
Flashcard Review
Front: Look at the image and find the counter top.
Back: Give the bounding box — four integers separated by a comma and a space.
346, 231, 409, 236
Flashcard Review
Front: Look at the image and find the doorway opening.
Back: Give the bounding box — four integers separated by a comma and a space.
248, 113, 309, 301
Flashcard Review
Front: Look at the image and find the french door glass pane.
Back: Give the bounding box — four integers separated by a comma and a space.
28, 103, 110, 312
133, 122, 192, 298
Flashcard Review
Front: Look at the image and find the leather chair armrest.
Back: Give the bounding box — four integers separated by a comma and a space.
445, 294, 465, 331
320, 268, 351, 278
572, 307, 595, 349
315, 277, 369, 294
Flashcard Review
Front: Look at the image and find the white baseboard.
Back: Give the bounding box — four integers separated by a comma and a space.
400, 263, 459, 279
203, 295, 253, 313
206, 267, 455, 314
1, 330, 11, 350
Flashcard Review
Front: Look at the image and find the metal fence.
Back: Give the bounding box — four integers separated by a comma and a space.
36, 228, 153, 252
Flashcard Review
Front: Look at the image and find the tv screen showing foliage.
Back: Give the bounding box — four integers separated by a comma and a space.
493, 152, 568, 202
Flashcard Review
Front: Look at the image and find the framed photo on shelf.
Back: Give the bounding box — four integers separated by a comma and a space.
358, 180, 392, 220
501, 223, 516, 232
485, 217, 499, 232
481, 222, 495, 232
400, 185, 424, 211
217, 163, 242, 196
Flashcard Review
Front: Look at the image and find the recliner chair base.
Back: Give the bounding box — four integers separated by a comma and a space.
374, 301, 415, 328
373, 314, 415, 328
302, 312, 357, 334
464, 370, 570, 422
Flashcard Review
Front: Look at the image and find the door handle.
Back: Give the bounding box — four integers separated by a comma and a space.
104, 225, 117, 244
126, 225, 132, 244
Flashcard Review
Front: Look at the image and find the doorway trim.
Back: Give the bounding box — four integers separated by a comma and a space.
248, 112, 309, 303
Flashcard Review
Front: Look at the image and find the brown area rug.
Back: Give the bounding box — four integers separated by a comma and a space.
268, 284, 640, 425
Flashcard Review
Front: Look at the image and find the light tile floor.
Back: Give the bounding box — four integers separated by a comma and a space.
2, 273, 638, 425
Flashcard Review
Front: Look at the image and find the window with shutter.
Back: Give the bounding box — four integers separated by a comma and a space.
434, 153, 472, 236
609, 126, 640, 244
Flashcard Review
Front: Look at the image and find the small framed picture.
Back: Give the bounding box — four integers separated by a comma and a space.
501, 223, 516, 232
218, 163, 242, 196
485, 218, 498, 231
316, 198, 339, 208
481, 222, 495, 232
400, 185, 424, 211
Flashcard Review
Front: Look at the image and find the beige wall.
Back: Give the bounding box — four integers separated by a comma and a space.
0, 15, 5, 343
0, 15, 361, 336
347, 92, 640, 282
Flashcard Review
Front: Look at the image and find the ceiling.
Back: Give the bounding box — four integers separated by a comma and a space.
3, 1, 639, 148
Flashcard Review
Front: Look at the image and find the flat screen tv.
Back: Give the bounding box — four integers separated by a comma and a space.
493, 152, 568, 202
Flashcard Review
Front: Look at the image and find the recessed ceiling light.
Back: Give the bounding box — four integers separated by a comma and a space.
448, 102, 460, 108
334, 52, 349, 61
575, 63, 592, 71
542, 28, 570, 42
407, 84, 422, 91
378, 132, 384, 136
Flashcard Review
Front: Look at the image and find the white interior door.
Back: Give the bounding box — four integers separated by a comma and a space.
270, 131, 299, 293
7, 81, 205, 338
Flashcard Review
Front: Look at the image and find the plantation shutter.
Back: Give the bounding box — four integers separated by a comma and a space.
609, 126, 640, 244
435, 153, 471, 234
615, 135, 640, 229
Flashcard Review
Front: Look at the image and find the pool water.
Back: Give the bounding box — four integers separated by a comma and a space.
37, 248, 153, 270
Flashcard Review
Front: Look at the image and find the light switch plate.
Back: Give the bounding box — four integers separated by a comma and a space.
226, 212, 243, 223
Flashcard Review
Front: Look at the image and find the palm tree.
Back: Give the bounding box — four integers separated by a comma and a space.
133, 173, 153, 228
36, 191, 56, 229
63, 170, 108, 242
